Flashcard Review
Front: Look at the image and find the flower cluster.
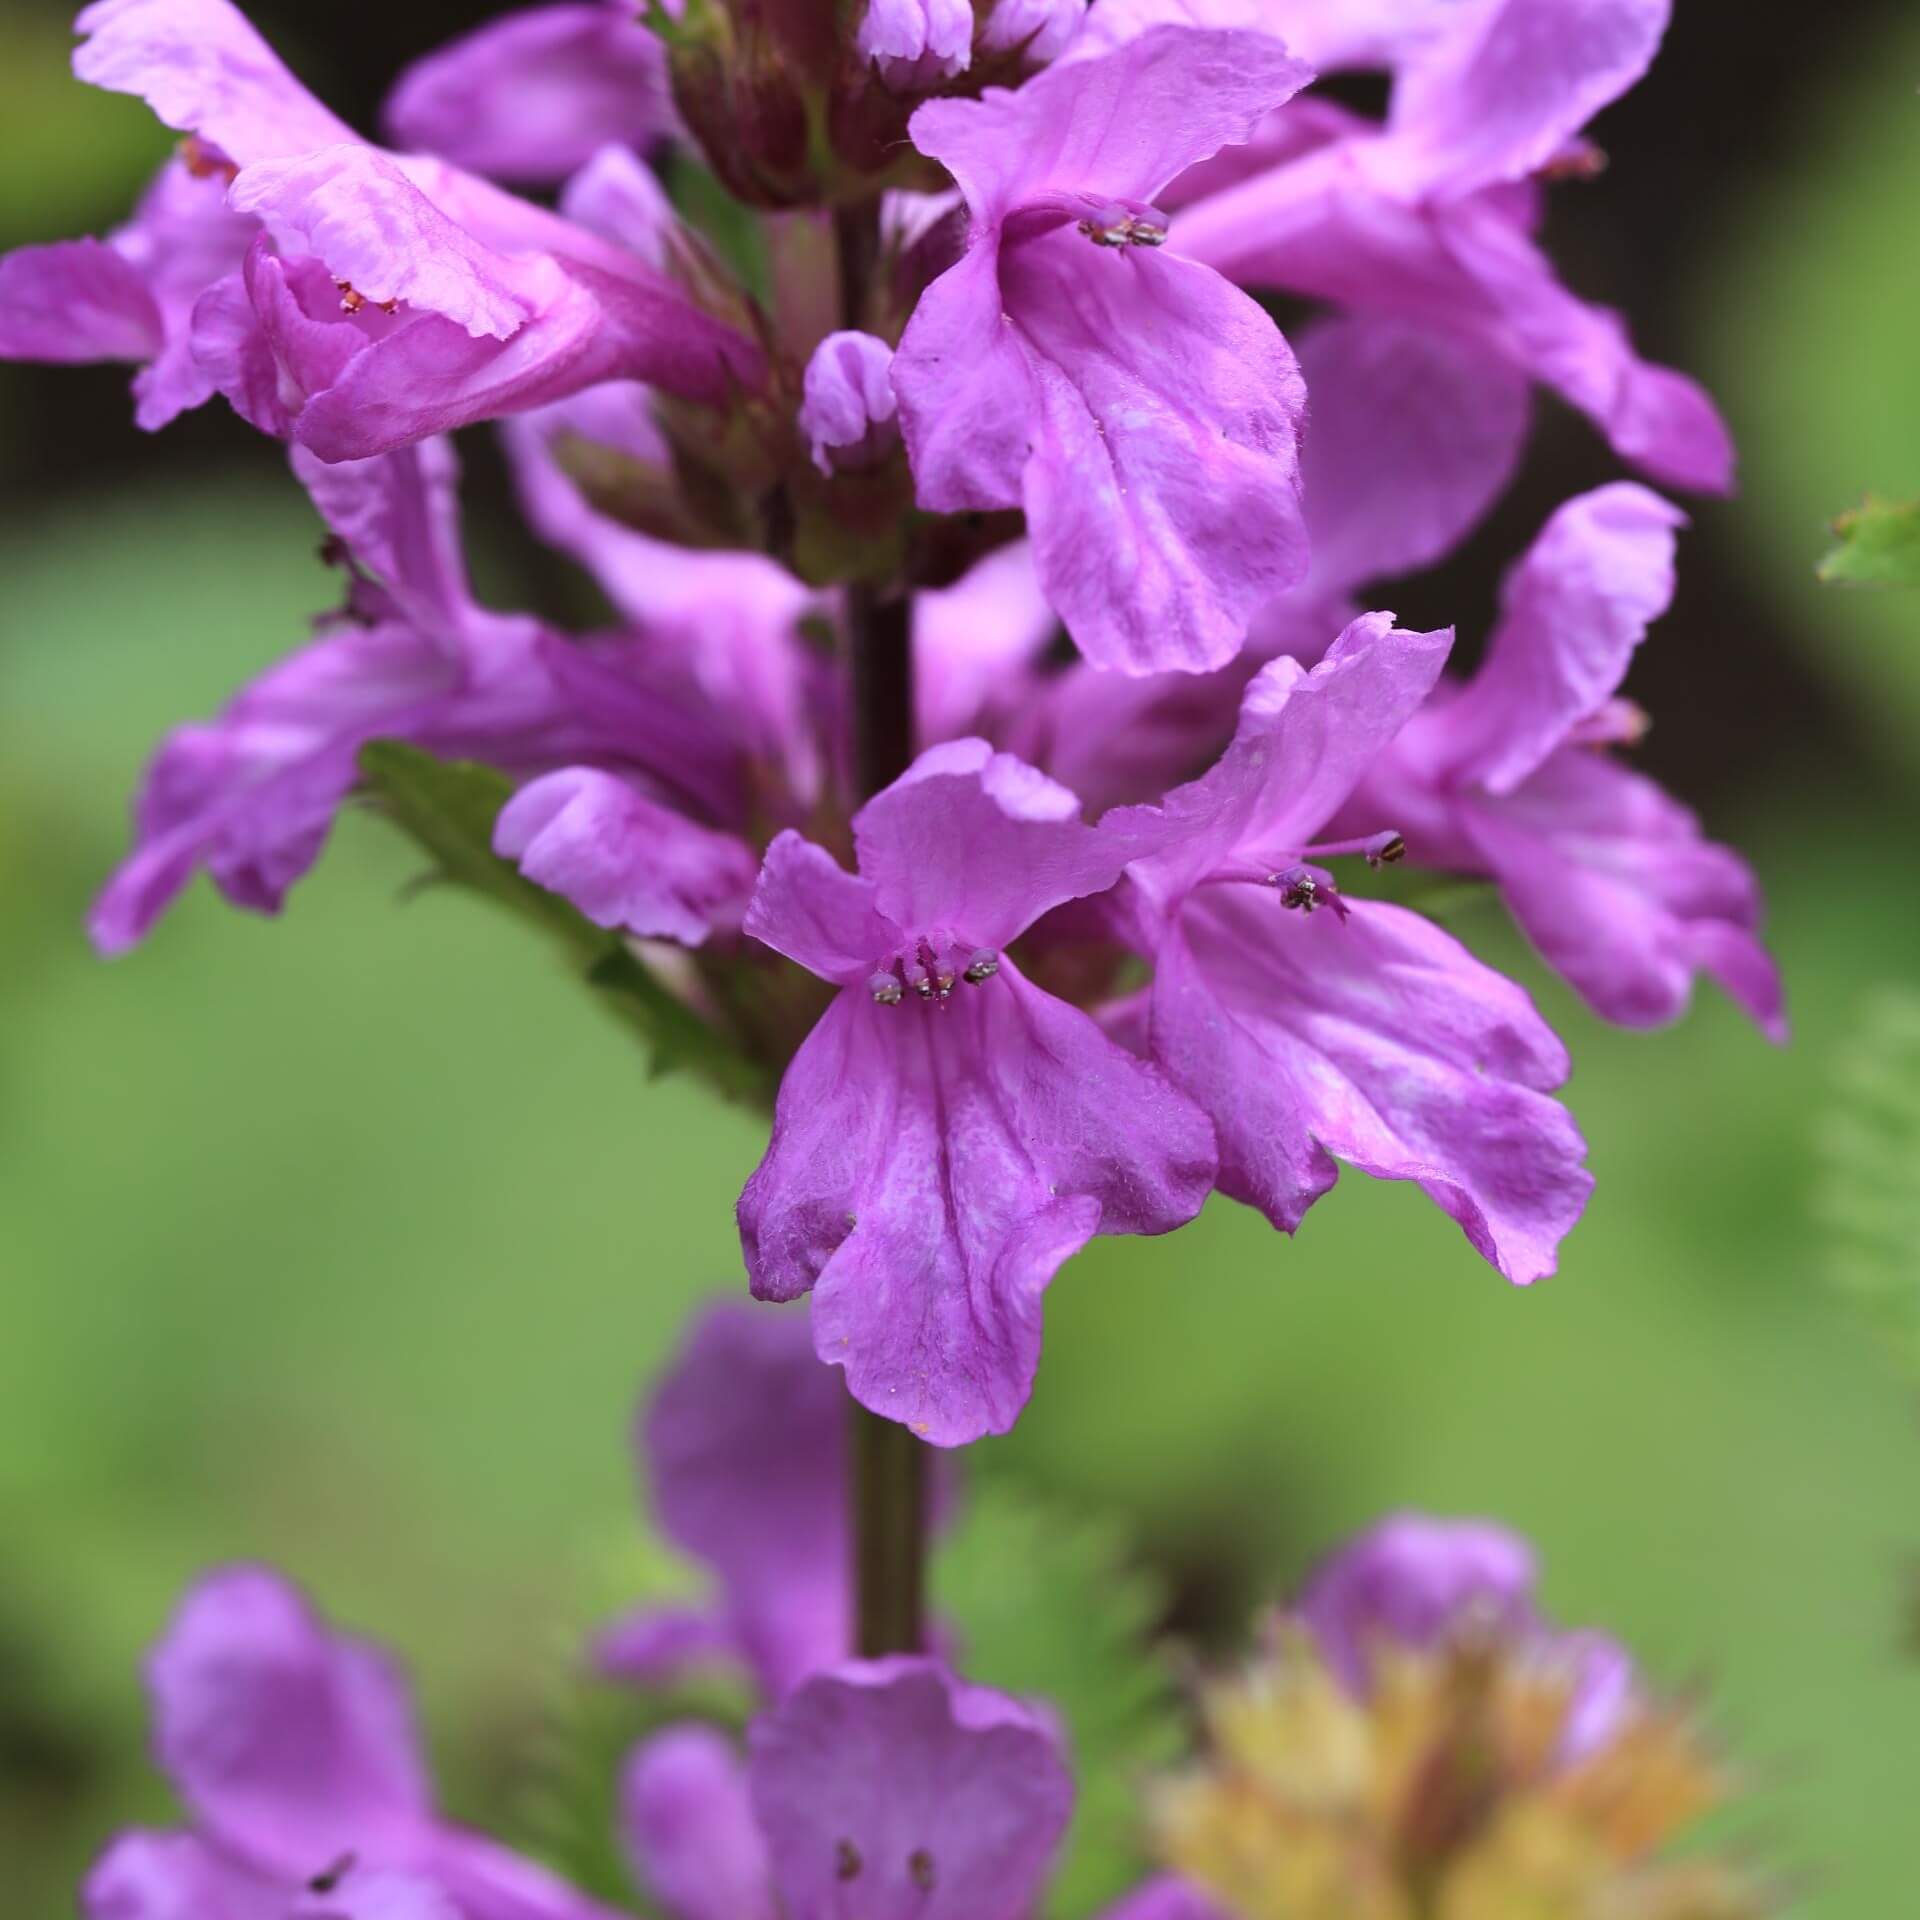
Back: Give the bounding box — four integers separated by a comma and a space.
81, 1299, 1763, 1920
2, 0, 1784, 1451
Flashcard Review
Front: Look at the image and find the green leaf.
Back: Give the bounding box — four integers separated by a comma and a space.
501, 1531, 754, 1913
1818, 495, 1920, 586
356, 741, 768, 1104
1815, 985, 1920, 1378
935, 1486, 1186, 1920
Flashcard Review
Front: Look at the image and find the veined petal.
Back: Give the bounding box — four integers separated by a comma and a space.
748, 1660, 1073, 1920
908, 24, 1313, 218
620, 1727, 776, 1920
1008, 239, 1310, 674
852, 739, 1132, 950
744, 832, 899, 988
1434, 482, 1684, 793
146, 1567, 432, 1875
383, 4, 676, 186
1149, 891, 1590, 1282
495, 767, 757, 945
738, 967, 1213, 1444
1121, 614, 1452, 905
74, 0, 359, 165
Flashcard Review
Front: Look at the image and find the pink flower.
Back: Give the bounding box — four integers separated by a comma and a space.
1115, 613, 1593, 1284
1166, 0, 1734, 493
738, 740, 1216, 1444
1336, 484, 1786, 1038
892, 24, 1316, 675
1, 0, 761, 457
383, 1, 679, 185
81, 1568, 626, 1920
625, 1658, 1215, 1920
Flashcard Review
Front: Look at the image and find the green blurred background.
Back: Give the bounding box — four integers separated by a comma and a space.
4, 0, 1920, 1912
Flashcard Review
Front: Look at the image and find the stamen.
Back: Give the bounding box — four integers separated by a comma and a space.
908, 1847, 937, 1891
1269, 865, 1322, 912
835, 1839, 863, 1881
178, 135, 238, 184
1297, 830, 1406, 867
1569, 697, 1650, 750
1077, 202, 1170, 249
903, 960, 934, 1000
1540, 140, 1608, 182
308, 1853, 357, 1895
334, 279, 399, 317
963, 947, 1000, 984
869, 970, 903, 1006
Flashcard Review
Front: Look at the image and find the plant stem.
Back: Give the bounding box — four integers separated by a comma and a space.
835, 193, 931, 1659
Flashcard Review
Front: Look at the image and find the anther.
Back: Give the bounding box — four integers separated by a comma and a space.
904, 961, 934, 1000
1365, 831, 1405, 868
1076, 204, 1169, 249
932, 962, 957, 999
335, 279, 366, 315
963, 947, 1000, 984
1270, 865, 1321, 912
908, 1846, 937, 1891
308, 1853, 357, 1895
835, 1839, 863, 1881
868, 970, 903, 1006
178, 135, 238, 184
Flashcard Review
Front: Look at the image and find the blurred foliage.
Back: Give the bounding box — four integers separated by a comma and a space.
1819, 496, 1920, 588
935, 1488, 1184, 1920
1817, 988, 1920, 1377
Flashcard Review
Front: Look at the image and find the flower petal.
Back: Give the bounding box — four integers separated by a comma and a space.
495, 767, 758, 944
744, 832, 899, 988
909, 24, 1313, 218
0, 238, 162, 362
852, 739, 1133, 950
739, 968, 1214, 1444
1458, 749, 1786, 1039
1433, 483, 1684, 793
1094, 1876, 1237, 1920
1298, 1512, 1539, 1690
82, 1832, 283, 1920
1148, 891, 1591, 1282
621, 1726, 776, 1920
74, 0, 358, 165
641, 1301, 852, 1698
1121, 613, 1453, 906
748, 1660, 1073, 1920
1381, 0, 1670, 200
146, 1566, 431, 1875
383, 4, 676, 186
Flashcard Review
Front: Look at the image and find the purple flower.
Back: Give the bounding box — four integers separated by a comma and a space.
383, 2, 679, 186
1298, 1511, 1636, 1758
3, 0, 762, 457
1115, 613, 1593, 1283
738, 739, 1217, 1444
892, 25, 1315, 675
857, 0, 977, 89
626, 1656, 1189, 1920
0, 152, 253, 430
596, 1300, 879, 1700
798, 330, 901, 476
1166, 0, 1734, 493
81, 1567, 625, 1920
93, 432, 764, 954
1337, 483, 1786, 1037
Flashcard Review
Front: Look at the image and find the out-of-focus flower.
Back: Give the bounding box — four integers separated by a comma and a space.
893, 25, 1315, 675
383, 1, 680, 185
1154, 1513, 1768, 1920
1114, 615, 1593, 1284
82, 1567, 628, 1920
738, 739, 1216, 1445
1337, 484, 1786, 1038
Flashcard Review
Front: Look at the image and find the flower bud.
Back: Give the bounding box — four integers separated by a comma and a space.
800, 331, 900, 476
